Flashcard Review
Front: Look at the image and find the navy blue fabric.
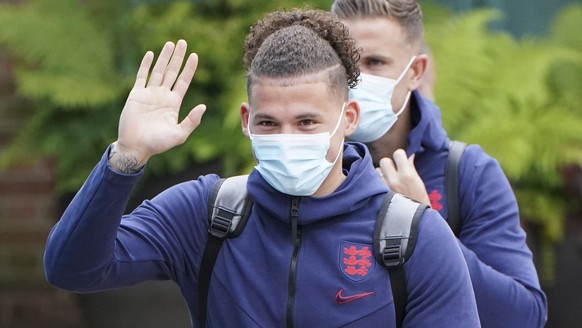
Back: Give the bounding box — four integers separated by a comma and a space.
44, 143, 480, 327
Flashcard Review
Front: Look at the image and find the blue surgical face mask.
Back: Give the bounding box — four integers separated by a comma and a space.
349, 56, 416, 143
248, 103, 345, 196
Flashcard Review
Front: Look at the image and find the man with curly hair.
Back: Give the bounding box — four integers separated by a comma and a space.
44, 8, 479, 327
331, 0, 548, 327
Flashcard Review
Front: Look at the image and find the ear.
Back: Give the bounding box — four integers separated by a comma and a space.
241, 102, 250, 138
407, 54, 428, 91
343, 99, 360, 137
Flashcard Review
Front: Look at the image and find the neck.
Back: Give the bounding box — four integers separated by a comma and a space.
367, 104, 412, 166
313, 160, 346, 197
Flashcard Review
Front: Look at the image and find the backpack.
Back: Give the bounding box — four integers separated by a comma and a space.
198, 140, 467, 328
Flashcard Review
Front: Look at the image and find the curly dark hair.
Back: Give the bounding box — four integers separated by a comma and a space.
243, 8, 360, 95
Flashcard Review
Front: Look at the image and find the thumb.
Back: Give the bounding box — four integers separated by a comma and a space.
179, 104, 206, 139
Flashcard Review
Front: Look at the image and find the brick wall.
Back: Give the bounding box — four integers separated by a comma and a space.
0, 55, 87, 327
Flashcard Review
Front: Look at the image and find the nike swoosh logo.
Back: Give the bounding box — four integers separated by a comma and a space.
335, 289, 375, 304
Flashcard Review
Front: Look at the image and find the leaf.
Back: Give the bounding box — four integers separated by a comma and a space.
424, 7, 582, 246
0, 0, 122, 107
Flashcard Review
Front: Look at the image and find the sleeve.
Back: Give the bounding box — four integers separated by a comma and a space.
403, 208, 481, 328
458, 145, 548, 327
43, 146, 220, 293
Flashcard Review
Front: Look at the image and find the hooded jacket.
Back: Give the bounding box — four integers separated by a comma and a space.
44, 142, 480, 327
407, 91, 548, 327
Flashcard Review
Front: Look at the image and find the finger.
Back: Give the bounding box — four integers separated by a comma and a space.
134, 51, 154, 89
392, 149, 412, 175
162, 39, 188, 88
408, 153, 419, 174
178, 104, 207, 142
409, 153, 415, 165
375, 167, 388, 184
379, 157, 398, 185
147, 41, 175, 87
375, 167, 383, 177
173, 53, 199, 99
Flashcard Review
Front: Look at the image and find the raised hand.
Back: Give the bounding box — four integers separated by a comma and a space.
377, 149, 431, 206
110, 40, 206, 173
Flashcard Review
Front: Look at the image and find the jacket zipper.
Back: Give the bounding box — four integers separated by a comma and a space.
286, 197, 301, 328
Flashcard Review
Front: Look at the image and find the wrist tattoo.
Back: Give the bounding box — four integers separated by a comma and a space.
109, 146, 144, 174
117, 156, 143, 174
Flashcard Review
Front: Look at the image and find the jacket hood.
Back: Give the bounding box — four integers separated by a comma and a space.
247, 142, 388, 226
407, 90, 449, 156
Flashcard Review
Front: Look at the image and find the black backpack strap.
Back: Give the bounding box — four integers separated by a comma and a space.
198, 175, 252, 327
445, 140, 467, 236
374, 190, 428, 328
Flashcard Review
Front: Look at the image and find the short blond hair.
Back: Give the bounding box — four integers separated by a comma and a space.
331, 0, 424, 45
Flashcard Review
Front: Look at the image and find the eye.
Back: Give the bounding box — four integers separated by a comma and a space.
298, 119, 315, 126
366, 58, 385, 67
361, 56, 391, 73
257, 120, 276, 127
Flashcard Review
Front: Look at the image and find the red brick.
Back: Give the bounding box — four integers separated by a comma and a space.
0, 291, 87, 328
4, 202, 39, 220
0, 194, 55, 217
0, 180, 54, 196
0, 231, 49, 246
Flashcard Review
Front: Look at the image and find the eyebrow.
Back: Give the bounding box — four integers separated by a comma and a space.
294, 113, 321, 120
252, 112, 323, 121
252, 113, 274, 120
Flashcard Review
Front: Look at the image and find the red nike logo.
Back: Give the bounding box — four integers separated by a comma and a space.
335, 289, 374, 304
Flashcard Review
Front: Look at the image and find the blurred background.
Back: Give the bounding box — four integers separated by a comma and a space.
0, 0, 581, 327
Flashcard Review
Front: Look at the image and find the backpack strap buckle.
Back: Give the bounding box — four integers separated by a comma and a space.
209, 207, 236, 238
382, 243, 403, 267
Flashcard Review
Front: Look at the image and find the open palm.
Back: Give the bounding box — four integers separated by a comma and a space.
115, 40, 206, 165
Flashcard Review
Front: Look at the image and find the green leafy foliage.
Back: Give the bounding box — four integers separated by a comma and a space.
0, 0, 330, 192
0, 0, 122, 106
547, 4, 582, 114
423, 4, 582, 283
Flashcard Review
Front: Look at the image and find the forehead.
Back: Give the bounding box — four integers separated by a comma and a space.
342, 17, 414, 60
249, 78, 340, 115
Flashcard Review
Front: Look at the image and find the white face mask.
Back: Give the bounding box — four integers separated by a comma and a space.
248, 103, 345, 196
348, 56, 416, 143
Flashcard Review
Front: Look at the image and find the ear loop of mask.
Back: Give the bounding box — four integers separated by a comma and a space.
394, 91, 412, 117
327, 102, 346, 164
392, 56, 416, 117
